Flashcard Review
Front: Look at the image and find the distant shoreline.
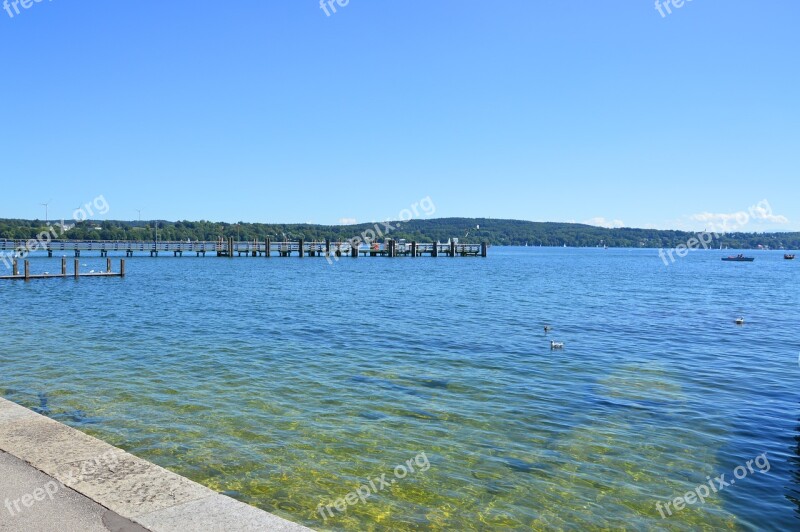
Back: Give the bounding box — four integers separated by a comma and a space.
2, 217, 798, 249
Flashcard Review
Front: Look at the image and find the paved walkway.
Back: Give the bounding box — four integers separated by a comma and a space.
0, 450, 147, 531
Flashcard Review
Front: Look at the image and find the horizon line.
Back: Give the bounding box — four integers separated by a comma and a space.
1, 216, 798, 235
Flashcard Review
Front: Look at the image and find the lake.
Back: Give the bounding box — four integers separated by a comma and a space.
1, 247, 799, 530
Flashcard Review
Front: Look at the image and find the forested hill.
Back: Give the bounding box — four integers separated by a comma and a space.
0, 217, 798, 249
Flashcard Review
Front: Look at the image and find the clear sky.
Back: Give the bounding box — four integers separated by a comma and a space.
1, 1, 797, 231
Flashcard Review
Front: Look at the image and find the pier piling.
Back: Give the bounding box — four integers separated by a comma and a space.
1, 257, 126, 281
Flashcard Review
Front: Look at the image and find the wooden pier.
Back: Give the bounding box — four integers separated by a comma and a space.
0, 239, 488, 259
0, 258, 125, 281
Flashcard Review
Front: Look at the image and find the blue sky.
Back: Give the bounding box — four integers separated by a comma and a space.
1, 1, 797, 230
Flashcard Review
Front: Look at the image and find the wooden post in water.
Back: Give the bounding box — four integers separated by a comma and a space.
388, 240, 395, 258
432, 242, 438, 258
120, 259, 126, 277
411, 241, 417, 257
299, 239, 304, 258
229, 237, 234, 258
12, 259, 18, 276
481, 242, 488, 258
74, 259, 79, 279
449, 240, 456, 258
265, 238, 271, 257
351, 241, 358, 258
107, 258, 112, 273
24, 260, 30, 281
61, 257, 67, 275
325, 239, 331, 256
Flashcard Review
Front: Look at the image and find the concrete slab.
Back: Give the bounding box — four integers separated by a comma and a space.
0, 414, 123, 471
0, 450, 148, 532
54, 451, 215, 518
0, 399, 38, 425
136, 493, 310, 532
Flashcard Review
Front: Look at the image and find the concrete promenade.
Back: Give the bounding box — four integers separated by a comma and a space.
0, 397, 313, 532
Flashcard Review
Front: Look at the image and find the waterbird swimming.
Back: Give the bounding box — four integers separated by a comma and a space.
735, 317, 745, 325
550, 340, 564, 349
544, 325, 552, 333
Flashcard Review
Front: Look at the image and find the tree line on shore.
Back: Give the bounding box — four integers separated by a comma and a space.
0, 217, 798, 249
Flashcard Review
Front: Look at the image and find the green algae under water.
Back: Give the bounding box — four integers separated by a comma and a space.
2, 248, 799, 530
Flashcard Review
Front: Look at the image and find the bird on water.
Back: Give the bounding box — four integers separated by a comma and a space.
550, 340, 564, 349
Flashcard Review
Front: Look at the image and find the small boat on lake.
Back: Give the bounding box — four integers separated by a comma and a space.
722, 255, 755, 262
785, 254, 796, 260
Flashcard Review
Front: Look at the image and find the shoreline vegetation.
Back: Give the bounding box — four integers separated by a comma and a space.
0, 217, 798, 250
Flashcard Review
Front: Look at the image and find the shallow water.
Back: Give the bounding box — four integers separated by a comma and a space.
1, 247, 799, 530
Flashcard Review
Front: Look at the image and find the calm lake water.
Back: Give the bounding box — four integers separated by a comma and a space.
1, 247, 799, 530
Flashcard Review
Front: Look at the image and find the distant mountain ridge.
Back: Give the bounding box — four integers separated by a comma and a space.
0, 217, 798, 249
